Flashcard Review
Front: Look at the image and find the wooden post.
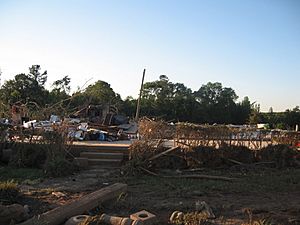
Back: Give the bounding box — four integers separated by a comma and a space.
18, 183, 127, 225
135, 69, 146, 122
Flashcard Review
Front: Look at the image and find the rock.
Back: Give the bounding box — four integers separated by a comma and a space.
0, 204, 28, 225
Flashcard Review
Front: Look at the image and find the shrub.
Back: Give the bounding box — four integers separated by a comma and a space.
44, 156, 77, 177
0, 180, 19, 204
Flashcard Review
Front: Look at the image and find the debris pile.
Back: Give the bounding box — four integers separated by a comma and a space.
139, 118, 175, 140
125, 140, 300, 174
123, 119, 300, 176
1, 103, 137, 144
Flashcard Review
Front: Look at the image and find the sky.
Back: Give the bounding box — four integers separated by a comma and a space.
0, 0, 299, 112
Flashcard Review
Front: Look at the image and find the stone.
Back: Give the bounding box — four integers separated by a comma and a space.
0, 204, 28, 224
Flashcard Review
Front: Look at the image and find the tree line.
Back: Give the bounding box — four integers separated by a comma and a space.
0, 65, 298, 129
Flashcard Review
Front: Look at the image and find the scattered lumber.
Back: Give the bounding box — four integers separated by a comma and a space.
165, 174, 235, 182
227, 158, 244, 165
178, 168, 206, 173
140, 167, 234, 182
148, 146, 179, 161
18, 183, 127, 225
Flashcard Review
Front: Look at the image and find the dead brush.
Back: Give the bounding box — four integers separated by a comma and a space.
257, 144, 300, 168
8, 121, 77, 176
242, 208, 277, 225
42, 123, 77, 177
78, 215, 103, 225
0, 180, 19, 204
122, 140, 166, 175
170, 211, 213, 225
176, 123, 240, 150
139, 117, 175, 140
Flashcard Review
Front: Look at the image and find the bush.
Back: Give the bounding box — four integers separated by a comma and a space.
0, 180, 19, 204
257, 144, 299, 168
9, 143, 47, 168
44, 157, 77, 177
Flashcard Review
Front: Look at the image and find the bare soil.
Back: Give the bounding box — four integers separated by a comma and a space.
14, 167, 300, 225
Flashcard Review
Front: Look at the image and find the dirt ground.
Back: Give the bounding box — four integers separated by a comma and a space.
13, 166, 300, 225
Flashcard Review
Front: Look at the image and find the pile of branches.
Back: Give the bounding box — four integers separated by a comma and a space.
123, 140, 171, 175
257, 144, 300, 168
187, 144, 300, 169
176, 123, 232, 148
271, 130, 300, 146
138, 117, 175, 140
176, 122, 300, 150
124, 141, 300, 176
125, 118, 300, 179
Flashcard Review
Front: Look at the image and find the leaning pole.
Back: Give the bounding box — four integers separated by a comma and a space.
135, 69, 146, 121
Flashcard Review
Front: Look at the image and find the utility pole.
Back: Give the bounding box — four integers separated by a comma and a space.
135, 69, 146, 121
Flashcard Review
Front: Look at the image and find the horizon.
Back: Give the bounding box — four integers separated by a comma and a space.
0, 0, 299, 112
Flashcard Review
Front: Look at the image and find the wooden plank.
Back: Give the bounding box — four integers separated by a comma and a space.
18, 183, 127, 225
148, 146, 179, 161
140, 167, 234, 182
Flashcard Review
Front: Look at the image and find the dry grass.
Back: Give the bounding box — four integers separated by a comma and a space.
0, 180, 19, 204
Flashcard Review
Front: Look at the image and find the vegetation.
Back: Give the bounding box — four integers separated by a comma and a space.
0, 167, 44, 182
0, 65, 299, 127
0, 180, 19, 204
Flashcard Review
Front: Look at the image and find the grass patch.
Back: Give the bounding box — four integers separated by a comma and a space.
0, 166, 44, 183
125, 168, 300, 195
0, 180, 19, 204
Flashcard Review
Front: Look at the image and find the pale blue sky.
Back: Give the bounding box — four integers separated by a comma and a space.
0, 0, 299, 111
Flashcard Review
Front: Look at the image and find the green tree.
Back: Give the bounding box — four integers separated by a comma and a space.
234, 96, 252, 124
249, 104, 261, 125
284, 106, 300, 129
194, 82, 238, 123
141, 76, 197, 121
120, 96, 137, 118
49, 76, 71, 104
28, 65, 47, 86
0, 65, 49, 106
69, 80, 122, 110
84, 80, 122, 105
52, 76, 71, 94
